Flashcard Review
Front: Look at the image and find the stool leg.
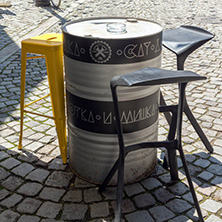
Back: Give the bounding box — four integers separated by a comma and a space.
183, 100, 214, 153
45, 48, 67, 164
177, 55, 213, 153
18, 48, 27, 150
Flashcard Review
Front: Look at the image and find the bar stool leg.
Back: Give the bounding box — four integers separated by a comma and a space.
177, 55, 213, 153
18, 47, 27, 150
45, 47, 67, 164
184, 100, 213, 153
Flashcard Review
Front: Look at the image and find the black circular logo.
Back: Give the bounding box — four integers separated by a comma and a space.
89, 41, 112, 63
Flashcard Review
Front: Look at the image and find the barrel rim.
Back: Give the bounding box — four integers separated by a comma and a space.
62, 16, 163, 40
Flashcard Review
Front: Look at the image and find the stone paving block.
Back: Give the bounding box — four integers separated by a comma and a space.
111, 199, 135, 214
39, 187, 66, 202
11, 162, 35, 177
197, 171, 214, 181
36, 201, 62, 219
197, 183, 217, 196
102, 187, 117, 200
212, 189, 222, 201
0, 209, 20, 222
125, 210, 154, 222
200, 199, 222, 213
17, 197, 42, 214
207, 164, 222, 176
149, 206, 175, 222
0, 151, 10, 161
25, 168, 50, 183
133, 193, 156, 208
209, 154, 222, 164
0, 167, 10, 180
17, 152, 39, 163
0, 189, 10, 201
61, 203, 88, 221
124, 183, 145, 196
40, 219, 65, 222
25, 141, 43, 152
168, 215, 192, 222
90, 202, 109, 218
153, 187, 174, 203
121, 199, 135, 214
0, 157, 21, 170
205, 214, 222, 222
84, 188, 102, 203
182, 191, 203, 204
0, 193, 23, 208
48, 158, 67, 171
45, 171, 74, 188
165, 198, 192, 213
187, 164, 202, 176
211, 176, 222, 188
62, 190, 82, 203
141, 177, 162, 190
193, 159, 210, 168
17, 215, 40, 222
17, 182, 43, 196
168, 182, 190, 196
2, 175, 24, 191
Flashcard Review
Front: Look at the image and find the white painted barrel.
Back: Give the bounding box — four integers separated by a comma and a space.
62, 17, 162, 185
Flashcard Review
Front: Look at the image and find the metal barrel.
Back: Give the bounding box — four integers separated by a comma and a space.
62, 17, 162, 185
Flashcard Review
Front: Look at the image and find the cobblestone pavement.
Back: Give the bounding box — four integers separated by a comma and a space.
0, 0, 222, 221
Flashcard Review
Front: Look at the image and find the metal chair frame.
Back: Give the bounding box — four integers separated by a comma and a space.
161, 25, 214, 154
99, 67, 206, 222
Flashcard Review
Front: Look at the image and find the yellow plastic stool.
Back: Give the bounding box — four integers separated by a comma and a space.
18, 33, 67, 164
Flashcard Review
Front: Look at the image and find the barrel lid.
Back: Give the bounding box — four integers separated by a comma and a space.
62, 17, 162, 39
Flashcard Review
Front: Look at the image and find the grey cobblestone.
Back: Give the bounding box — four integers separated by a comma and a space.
153, 187, 174, 203
201, 199, 222, 213
0, 189, 10, 201
0, 193, 23, 208
39, 187, 66, 202
16, 197, 42, 214
84, 188, 102, 203
25, 168, 50, 183
2, 175, 24, 191
62, 190, 82, 203
133, 193, 155, 208
17, 182, 43, 196
17, 215, 40, 222
121, 199, 135, 214
61, 204, 88, 221
124, 183, 145, 196
0, 157, 21, 169
149, 206, 175, 222
11, 162, 35, 177
0, 167, 10, 180
90, 202, 109, 218
165, 198, 192, 213
1, 0, 222, 221
45, 171, 74, 188
36, 201, 62, 219
125, 210, 154, 222
0, 210, 20, 222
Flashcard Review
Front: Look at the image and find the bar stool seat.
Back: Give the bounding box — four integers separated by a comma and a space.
161, 25, 214, 154
18, 33, 67, 164
99, 67, 206, 222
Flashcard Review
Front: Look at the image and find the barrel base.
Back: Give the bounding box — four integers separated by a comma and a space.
69, 153, 157, 186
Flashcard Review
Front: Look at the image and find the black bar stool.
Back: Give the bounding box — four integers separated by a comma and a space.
162, 25, 214, 153
99, 67, 206, 222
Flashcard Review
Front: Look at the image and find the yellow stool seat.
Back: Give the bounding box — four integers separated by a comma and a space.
18, 33, 67, 164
